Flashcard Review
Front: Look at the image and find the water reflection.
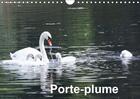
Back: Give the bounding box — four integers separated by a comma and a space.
121, 58, 132, 65
40, 65, 50, 96
61, 6, 95, 46
0, 44, 140, 98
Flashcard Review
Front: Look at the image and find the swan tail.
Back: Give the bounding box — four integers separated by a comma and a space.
10, 52, 14, 59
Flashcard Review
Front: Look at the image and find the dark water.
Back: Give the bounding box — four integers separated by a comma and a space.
0, 1, 140, 99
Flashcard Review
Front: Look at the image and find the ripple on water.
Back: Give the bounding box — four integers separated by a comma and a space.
0, 45, 139, 95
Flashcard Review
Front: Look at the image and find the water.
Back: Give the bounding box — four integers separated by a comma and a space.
0, 1, 140, 99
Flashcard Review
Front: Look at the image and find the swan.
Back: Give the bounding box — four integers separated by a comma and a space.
120, 50, 133, 59
2, 54, 38, 65
2, 53, 46, 66
10, 31, 52, 63
55, 52, 76, 64
120, 50, 133, 66
26, 54, 35, 61
35, 54, 42, 62
2, 53, 35, 65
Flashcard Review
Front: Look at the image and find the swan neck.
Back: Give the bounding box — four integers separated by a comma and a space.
39, 34, 49, 63
57, 55, 62, 62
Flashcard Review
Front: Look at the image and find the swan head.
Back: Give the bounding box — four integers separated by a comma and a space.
26, 54, 34, 61
55, 52, 62, 62
120, 50, 133, 59
35, 54, 42, 62
41, 31, 52, 46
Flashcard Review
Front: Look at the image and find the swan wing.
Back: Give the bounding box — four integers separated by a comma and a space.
11, 47, 41, 60
62, 56, 76, 63
120, 50, 133, 58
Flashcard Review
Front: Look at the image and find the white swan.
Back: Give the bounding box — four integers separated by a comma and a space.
55, 52, 76, 64
35, 54, 42, 62
120, 50, 133, 59
2, 53, 40, 65
26, 54, 35, 61
120, 50, 133, 66
10, 31, 52, 63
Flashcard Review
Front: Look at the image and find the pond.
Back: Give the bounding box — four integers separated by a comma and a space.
0, 1, 140, 99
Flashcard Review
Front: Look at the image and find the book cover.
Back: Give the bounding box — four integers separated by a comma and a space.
0, 0, 139, 99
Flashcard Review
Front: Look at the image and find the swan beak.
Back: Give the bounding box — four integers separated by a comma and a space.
48, 39, 52, 46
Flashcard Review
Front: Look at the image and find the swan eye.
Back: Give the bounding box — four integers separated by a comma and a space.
40, 57, 42, 60
32, 55, 34, 59
48, 37, 51, 40
26, 54, 34, 60
39, 55, 42, 60
36, 54, 42, 61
